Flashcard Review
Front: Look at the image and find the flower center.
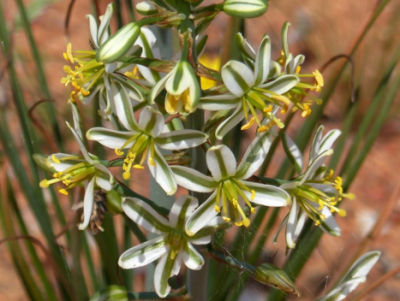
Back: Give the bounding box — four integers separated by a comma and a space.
165, 88, 192, 114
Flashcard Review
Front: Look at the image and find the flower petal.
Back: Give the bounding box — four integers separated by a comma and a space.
168, 195, 198, 229
66, 122, 93, 163
183, 242, 204, 270
258, 74, 299, 94
156, 130, 208, 150
300, 149, 333, 184
189, 217, 227, 244
207, 145, 237, 181
118, 236, 168, 269
236, 130, 273, 179
309, 125, 324, 162
281, 22, 290, 58
149, 72, 170, 103
281, 132, 303, 175
135, 28, 160, 85
86, 127, 134, 150
97, 3, 114, 45
148, 147, 177, 196
122, 197, 172, 234
171, 166, 217, 193
254, 34, 271, 86
94, 163, 114, 191
78, 177, 95, 230
242, 181, 290, 207
185, 191, 219, 237
221, 61, 255, 97
111, 80, 138, 131
139, 106, 164, 138
319, 129, 341, 155
154, 251, 179, 298
286, 197, 298, 249
215, 102, 245, 140
198, 93, 240, 111
86, 14, 99, 47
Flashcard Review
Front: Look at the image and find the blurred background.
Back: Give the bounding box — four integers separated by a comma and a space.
1, 0, 399, 300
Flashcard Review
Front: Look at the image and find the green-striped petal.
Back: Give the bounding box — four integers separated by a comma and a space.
172, 166, 217, 192
78, 177, 95, 230
236, 130, 273, 179
122, 197, 172, 233
223, 0, 268, 18
168, 195, 198, 229
183, 242, 204, 270
215, 101, 246, 140
300, 149, 333, 184
154, 251, 180, 298
148, 147, 177, 195
241, 180, 290, 207
198, 93, 240, 111
87, 127, 135, 149
111, 80, 138, 131
96, 22, 140, 64
254, 34, 271, 86
207, 145, 237, 181
281, 132, 303, 175
135, 28, 160, 85
222, 60, 255, 97
309, 125, 324, 161
281, 22, 290, 58
156, 130, 208, 150
138, 106, 164, 138
66, 122, 93, 163
97, 3, 114, 45
319, 129, 341, 155
118, 236, 168, 269
258, 74, 299, 94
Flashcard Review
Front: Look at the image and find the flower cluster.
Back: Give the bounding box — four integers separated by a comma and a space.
33, 1, 368, 299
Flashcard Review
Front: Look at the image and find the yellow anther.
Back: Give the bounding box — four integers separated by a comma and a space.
51, 155, 61, 164
186, 230, 194, 237
323, 169, 334, 181
66, 43, 75, 64
263, 105, 273, 113
80, 88, 90, 96
39, 180, 49, 188
243, 218, 250, 227
338, 209, 346, 217
222, 217, 231, 222
257, 125, 268, 133
123, 172, 131, 180
115, 148, 124, 156
133, 165, 144, 170
296, 66, 301, 74
313, 70, 324, 87
149, 157, 156, 166
250, 207, 256, 214
315, 220, 321, 226
69, 91, 76, 102
58, 188, 68, 195
320, 214, 326, 220
232, 199, 238, 208
214, 205, 221, 213
250, 190, 256, 201
235, 222, 243, 226
241, 117, 255, 130
301, 105, 311, 117
344, 193, 355, 200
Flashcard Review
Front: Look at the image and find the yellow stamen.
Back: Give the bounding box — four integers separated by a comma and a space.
296, 66, 301, 74
214, 205, 221, 213
241, 117, 255, 130
58, 188, 68, 195
123, 172, 131, 180
39, 180, 49, 188
235, 222, 243, 226
133, 164, 144, 170
257, 125, 268, 133
242, 218, 250, 227
251, 190, 256, 201
66, 43, 75, 64
115, 148, 124, 156
149, 157, 156, 166
263, 105, 273, 113
313, 70, 324, 87
222, 217, 231, 222
338, 209, 346, 217
80, 88, 90, 96
52, 155, 61, 164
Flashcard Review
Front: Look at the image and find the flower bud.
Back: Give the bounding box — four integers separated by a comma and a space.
136, 1, 158, 16
254, 263, 300, 296
223, 0, 268, 19
105, 190, 123, 215
96, 22, 140, 64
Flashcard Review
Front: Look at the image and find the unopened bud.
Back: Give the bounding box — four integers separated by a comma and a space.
136, 1, 158, 16
254, 263, 300, 296
223, 0, 268, 19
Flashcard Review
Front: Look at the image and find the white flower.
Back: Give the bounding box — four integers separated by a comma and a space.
86, 106, 208, 195
39, 122, 114, 230
317, 251, 380, 301
149, 60, 201, 115
171, 131, 290, 233
118, 195, 225, 298
277, 125, 354, 248
198, 34, 299, 139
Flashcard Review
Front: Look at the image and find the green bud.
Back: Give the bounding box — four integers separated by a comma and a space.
33, 154, 57, 174
105, 190, 123, 215
254, 263, 300, 296
90, 285, 128, 301
96, 22, 140, 64
136, 1, 158, 16
223, 0, 268, 19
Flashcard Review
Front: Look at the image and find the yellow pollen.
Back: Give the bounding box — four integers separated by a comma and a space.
214, 205, 221, 213
58, 188, 68, 195
52, 155, 61, 164
80, 88, 90, 96
123, 172, 131, 180
257, 125, 268, 133
149, 157, 156, 166
241, 117, 255, 130
263, 105, 273, 113
250, 207, 256, 214
313, 70, 324, 87
243, 218, 250, 227
296, 66, 301, 74
39, 180, 49, 188
338, 209, 346, 217
235, 222, 243, 226
222, 217, 231, 222
115, 148, 124, 156
133, 165, 144, 170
